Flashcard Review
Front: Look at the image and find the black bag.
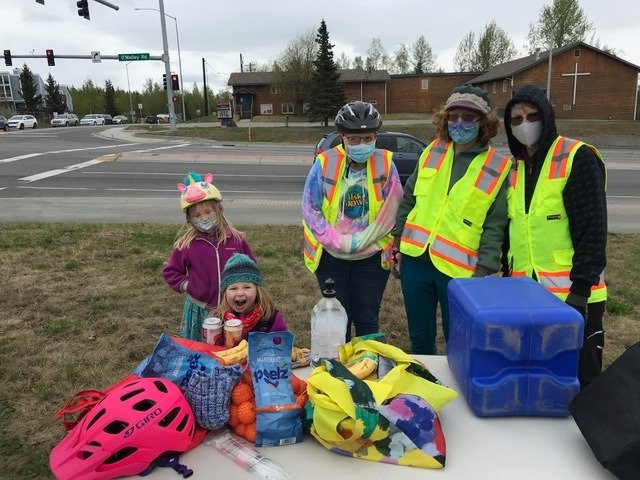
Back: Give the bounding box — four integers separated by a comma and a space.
569, 342, 640, 480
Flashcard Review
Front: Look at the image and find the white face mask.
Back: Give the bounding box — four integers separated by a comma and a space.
511, 121, 542, 148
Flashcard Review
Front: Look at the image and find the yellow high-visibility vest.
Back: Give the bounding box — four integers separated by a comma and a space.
400, 138, 511, 277
506, 136, 607, 302
303, 146, 394, 273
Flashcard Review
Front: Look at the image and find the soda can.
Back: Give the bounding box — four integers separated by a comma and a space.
224, 319, 244, 347
202, 317, 223, 345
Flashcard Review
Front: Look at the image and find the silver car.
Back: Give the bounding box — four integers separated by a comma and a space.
7, 115, 38, 130
80, 114, 106, 126
50, 113, 79, 127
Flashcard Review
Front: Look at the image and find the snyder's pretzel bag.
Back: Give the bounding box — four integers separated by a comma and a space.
248, 332, 303, 447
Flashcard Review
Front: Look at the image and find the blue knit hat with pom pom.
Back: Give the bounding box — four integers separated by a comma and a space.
220, 253, 264, 292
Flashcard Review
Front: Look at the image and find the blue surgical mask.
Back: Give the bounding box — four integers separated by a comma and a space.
448, 120, 479, 145
345, 141, 376, 164
192, 216, 217, 233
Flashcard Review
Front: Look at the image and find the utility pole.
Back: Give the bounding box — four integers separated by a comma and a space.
202, 57, 209, 116
546, 2, 573, 100
158, 0, 176, 131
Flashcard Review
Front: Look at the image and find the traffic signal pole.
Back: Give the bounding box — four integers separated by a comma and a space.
158, 0, 176, 132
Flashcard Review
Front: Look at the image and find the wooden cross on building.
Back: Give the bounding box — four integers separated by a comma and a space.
562, 63, 591, 105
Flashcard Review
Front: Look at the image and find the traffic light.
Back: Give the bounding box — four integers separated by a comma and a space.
3, 50, 11, 66
46, 49, 55, 66
162, 73, 167, 91
77, 0, 90, 20
171, 74, 179, 91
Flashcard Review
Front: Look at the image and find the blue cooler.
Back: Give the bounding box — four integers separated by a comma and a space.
446, 277, 583, 417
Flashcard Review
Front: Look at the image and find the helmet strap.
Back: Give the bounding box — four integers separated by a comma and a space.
139, 454, 193, 478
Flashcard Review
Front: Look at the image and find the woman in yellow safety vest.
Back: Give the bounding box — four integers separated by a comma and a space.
502, 85, 607, 389
302, 101, 403, 340
392, 85, 511, 355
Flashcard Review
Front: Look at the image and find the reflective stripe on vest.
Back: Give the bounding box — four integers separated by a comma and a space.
303, 147, 393, 272
430, 235, 478, 272
400, 139, 511, 277
421, 139, 451, 169
507, 136, 607, 302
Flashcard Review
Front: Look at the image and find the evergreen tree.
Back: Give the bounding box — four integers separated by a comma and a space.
104, 79, 117, 116
44, 73, 63, 115
308, 19, 345, 127
411, 36, 438, 74
19, 64, 42, 113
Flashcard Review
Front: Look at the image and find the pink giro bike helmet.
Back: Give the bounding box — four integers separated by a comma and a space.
50, 377, 195, 480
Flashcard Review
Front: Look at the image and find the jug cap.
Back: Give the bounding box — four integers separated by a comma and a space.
322, 278, 336, 298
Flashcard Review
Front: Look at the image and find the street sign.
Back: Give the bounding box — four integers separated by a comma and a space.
118, 53, 150, 62
91, 51, 101, 63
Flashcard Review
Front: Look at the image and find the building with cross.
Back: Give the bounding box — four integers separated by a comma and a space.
228, 42, 639, 121
468, 41, 639, 120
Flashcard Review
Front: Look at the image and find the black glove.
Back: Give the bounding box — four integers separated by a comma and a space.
471, 265, 493, 278
566, 292, 588, 321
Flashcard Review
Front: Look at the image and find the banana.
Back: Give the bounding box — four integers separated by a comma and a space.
291, 346, 311, 368
345, 352, 378, 379
213, 339, 248, 365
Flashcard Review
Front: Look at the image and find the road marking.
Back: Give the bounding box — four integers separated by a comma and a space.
0, 153, 41, 163
18, 159, 102, 183
0, 144, 141, 164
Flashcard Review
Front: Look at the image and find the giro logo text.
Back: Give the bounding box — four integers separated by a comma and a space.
123, 408, 162, 438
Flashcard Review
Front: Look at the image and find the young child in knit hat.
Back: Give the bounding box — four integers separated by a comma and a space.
163, 171, 256, 340
215, 253, 288, 337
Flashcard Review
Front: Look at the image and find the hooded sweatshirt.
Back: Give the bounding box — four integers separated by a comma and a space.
503, 85, 607, 298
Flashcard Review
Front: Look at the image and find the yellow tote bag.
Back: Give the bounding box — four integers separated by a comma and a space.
306, 335, 457, 469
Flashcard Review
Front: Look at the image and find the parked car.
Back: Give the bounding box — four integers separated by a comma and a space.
315, 131, 428, 184
112, 115, 128, 124
156, 113, 170, 124
50, 113, 79, 127
7, 115, 38, 130
0, 115, 8, 131
97, 114, 113, 124
145, 115, 158, 124
80, 114, 106, 126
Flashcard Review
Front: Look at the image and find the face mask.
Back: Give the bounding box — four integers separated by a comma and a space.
192, 216, 217, 233
511, 121, 542, 147
345, 141, 376, 164
447, 121, 479, 145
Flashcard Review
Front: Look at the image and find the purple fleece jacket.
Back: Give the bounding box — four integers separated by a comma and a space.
163, 233, 255, 310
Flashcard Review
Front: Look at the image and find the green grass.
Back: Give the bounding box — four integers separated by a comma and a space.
0, 223, 638, 479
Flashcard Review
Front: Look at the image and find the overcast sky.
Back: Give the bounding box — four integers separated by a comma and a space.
3, 0, 639, 95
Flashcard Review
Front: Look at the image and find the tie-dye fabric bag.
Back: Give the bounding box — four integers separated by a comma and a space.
306, 335, 457, 469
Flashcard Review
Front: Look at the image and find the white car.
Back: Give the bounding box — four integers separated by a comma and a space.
8, 115, 38, 130
50, 113, 79, 127
80, 114, 106, 126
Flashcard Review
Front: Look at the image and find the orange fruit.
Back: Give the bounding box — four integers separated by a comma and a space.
231, 382, 254, 406
237, 401, 256, 425
244, 422, 257, 443
295, 392, 308, 409
290, 374, 301, 392
241, 369, 253, 385
234, 422, 246, 438
228, 404, 239, 427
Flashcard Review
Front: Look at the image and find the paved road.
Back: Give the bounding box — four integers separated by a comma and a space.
0, 125, 638, 231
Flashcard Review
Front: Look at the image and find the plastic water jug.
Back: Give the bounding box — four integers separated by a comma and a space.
310, 278, 348, 364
